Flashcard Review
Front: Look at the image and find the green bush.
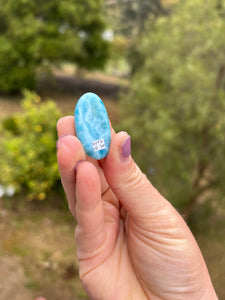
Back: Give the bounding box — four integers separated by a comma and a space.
0, 90, 61, 200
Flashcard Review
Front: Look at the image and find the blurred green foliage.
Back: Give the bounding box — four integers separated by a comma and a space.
0, 0, 109, 92
105, 0, 164, 75
120, 0, 225, 216
105, 0, 164, 37
0, 90, 61, 200
110, 35, 128, 61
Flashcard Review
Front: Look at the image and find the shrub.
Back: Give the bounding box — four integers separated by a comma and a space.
0, 90, 61, 200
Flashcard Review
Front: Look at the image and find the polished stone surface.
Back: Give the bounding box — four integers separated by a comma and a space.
74, 92, 111, 159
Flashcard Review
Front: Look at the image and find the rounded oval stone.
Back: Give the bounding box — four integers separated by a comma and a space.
74, 92, 111, 160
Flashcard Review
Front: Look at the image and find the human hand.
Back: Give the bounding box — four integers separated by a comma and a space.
57, 116, 217, 300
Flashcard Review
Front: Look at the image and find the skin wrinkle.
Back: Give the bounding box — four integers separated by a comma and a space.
128, 230, 207, 300
150, 277, 211, 300
125, 229, 150, 300
129, 226, 199, 271
94, 164, 109, 195
109, 232, 138, 300
135, 253, 201, 300
75, 212, 105, 239
79, 224, 122, 287
117, 162, 149, 194
77, 236, 107, 264
119, 206, 128, 224
145, 287, 168, 300
75, 214, 105, 241
129, 270, 151, 300
141, 197, 173, 216
102, 202, 119, 224
118, 230, 150, 300
111, 164, 169, 220
77, 226, 110, 274
101, 185, 111, 197
130, 211, 188, 241
77, 213, 119, 281
76, 193, 102, 212
102, 187, 119, 210
75, 236, 107, 264
134, 227, 189, 250
129, 228, 175, 261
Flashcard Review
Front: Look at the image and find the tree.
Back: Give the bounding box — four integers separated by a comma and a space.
120, 0, 225, 219
105, 0, 164, 37
0, 0, 109, 92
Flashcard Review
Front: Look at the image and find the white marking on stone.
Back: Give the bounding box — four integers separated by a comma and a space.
92, 138, 106, 151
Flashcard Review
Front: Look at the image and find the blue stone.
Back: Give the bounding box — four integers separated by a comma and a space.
74, 92, 111, 160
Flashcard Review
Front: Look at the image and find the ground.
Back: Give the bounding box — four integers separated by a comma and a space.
0, 196, 85, 300
0, 68, 224, 299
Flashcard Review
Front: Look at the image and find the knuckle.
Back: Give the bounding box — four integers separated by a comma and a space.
126, 163, 150, 191
115, 162, 151, 195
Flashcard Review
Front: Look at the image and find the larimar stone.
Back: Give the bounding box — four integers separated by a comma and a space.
74, 92, 111, 160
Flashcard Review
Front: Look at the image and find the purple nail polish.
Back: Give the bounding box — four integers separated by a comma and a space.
56, 133, 70, 150
121, 136, 131, 158
74, 160, 84, 177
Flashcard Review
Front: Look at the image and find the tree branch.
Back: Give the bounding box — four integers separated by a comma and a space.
215, 65, 225, 90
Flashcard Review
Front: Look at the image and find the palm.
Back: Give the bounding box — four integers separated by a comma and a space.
76, 180, 209, 300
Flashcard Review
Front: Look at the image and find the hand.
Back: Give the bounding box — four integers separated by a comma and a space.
57, 116, 217, 300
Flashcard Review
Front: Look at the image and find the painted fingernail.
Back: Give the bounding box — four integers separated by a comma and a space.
56, 133, 70, 150
74, 160, 84, 176
121, 136, 131, 161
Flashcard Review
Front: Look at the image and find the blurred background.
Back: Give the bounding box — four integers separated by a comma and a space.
0, 0, 225, 299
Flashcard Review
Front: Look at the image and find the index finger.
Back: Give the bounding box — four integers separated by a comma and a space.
57, 116, 75, 137
56, 115, 116, 199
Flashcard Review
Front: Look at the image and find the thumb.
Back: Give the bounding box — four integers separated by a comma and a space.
103, 131, 175, 223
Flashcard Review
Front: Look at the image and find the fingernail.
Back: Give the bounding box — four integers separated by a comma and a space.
121, 136, 131, 161
56, 117, 63, 130
56, 133, 70, 150
74, 160, 84, 176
